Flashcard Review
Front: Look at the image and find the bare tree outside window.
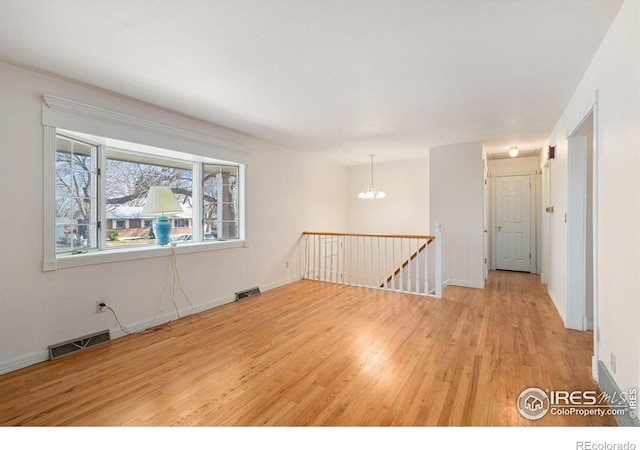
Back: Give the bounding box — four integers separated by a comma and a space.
55, 136, 97, 253
203, 164, 239, 240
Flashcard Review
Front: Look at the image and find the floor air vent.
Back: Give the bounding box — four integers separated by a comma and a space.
235, 286, 261, 301
48, 329, 111, 360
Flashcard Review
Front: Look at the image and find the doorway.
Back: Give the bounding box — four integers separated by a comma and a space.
567, 111, 595, 332
493, 174, 533, 272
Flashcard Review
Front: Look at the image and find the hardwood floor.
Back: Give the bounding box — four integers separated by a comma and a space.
0, 271, 617, 426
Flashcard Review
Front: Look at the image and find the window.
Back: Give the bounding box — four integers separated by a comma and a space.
51, 131, 242, 260
55, 135, 98, 253
203, 164, 239, 240
42, 95, 247, 271
173, 218, 190, 228
105, 148, 193, 248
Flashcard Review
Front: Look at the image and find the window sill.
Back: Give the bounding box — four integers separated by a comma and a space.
44, 239, 248, 271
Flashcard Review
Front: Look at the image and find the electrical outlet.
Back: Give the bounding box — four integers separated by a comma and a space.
97, 301, 106, 313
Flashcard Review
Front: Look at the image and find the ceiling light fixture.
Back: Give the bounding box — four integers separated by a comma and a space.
358, 154, 386, 200
509, 146, 519, 158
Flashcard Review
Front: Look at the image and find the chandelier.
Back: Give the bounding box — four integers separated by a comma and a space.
358, 154, 386, 200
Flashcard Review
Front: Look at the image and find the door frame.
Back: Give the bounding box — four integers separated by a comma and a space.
483, 158, 489, 280
540, 161, 551, 285
491, 171, 536, 273
566, 90, 599, 381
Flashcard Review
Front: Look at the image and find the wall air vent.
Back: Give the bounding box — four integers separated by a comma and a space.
235, 286, 261, 301
48, 329, 111, 360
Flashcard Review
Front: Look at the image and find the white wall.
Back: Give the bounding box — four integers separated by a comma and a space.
430, 141, 484, 288
541, 0, 639, 395
488, 156, 540, 175
0, 61, 348, 373
347, 158, 429, 235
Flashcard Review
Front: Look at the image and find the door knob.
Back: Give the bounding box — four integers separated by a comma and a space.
497, 226, 502, 231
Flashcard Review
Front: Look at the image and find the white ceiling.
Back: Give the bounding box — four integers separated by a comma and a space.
0, 0, 623, 166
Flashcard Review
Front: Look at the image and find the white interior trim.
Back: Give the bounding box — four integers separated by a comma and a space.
42, 94, 249, 163
566, 90, 599, 379
592, 91, 600, 381
55, 239, 247, 270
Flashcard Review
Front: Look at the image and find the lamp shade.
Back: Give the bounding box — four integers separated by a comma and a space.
141, 187, 182, 246
141, 186, 182, 217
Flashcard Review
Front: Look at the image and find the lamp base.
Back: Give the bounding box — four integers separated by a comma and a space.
154, 216, 172, 246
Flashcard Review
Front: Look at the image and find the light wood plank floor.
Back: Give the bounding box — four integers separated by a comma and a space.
0, 271, 617, 426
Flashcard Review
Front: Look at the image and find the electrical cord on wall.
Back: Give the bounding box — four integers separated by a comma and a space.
102, 244, 196, 337
105, 306, 133, 335
171, 244, 194, 319
106, 305, 173, 335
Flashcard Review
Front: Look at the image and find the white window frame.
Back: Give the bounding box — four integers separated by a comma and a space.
42, 95, 248, 271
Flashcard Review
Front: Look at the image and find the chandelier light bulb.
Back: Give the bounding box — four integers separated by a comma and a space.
358, 154, 386, 200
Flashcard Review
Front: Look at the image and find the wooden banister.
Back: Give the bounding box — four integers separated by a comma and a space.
303, 231, 435, 240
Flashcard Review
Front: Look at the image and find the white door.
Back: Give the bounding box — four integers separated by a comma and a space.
495, 175, 531, 272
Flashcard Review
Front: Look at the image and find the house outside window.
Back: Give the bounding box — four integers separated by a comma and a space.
174, 218, 190, 228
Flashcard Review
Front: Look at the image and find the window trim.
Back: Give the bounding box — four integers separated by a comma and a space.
55, 238, 247, 270
42, 95, 248, 271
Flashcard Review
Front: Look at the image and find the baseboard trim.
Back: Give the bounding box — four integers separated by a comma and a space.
449, 279, 485, 289
597, 360, 640, 427
109, 294, 238, 339
0, 350, 50, 376
0, 276, 303, 375
262, 276, 303, 292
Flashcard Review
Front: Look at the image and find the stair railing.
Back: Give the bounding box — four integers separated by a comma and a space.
302, 224, 442, 298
